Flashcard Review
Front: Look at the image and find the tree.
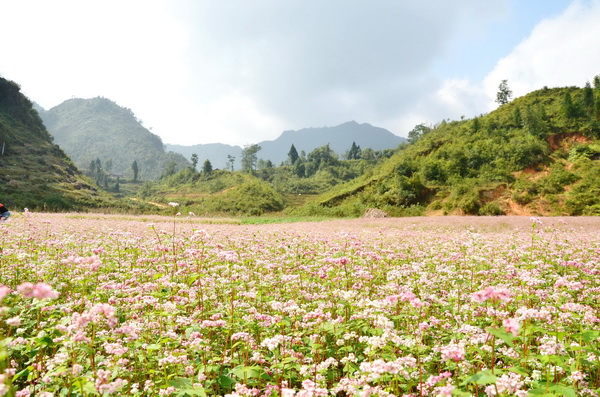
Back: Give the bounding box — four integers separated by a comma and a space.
583, 82, 594, 111
94, 158, 102, 175
191, 153, 199, 169
105, 159, 113, 174
202, 159, 213, 175
227, 155, 236, 171
361, 147, 376, 161
512, 107, 523, 128
496, 80, 513, 106
562, 92, 579, 119
288, 144, 299, 164
346, 141, 362, 160
132, 160, 139, 181
89, 160, 97, 176
241, 144, 261, 172
408, 123, 431, 144
294, 160, 306, 177
162, 161, 177, 178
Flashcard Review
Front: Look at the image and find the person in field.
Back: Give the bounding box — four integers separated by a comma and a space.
0, 203, 10, 222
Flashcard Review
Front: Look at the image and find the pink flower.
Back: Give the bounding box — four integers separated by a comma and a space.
17, 282, 59, 299
440, 343, 465, 362
0, 285, 10, 301
471, 286, 511, 303
503, 318, 520, 336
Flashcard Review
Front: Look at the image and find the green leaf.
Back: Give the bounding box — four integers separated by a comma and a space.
508, 366, 530, 377
461, 370, 497, 386
231, 365, 263, 379
550, 384, 577, 397
12, 368, 29, 381
217, 374, 236, 389
169, 377, 193, 389
177, 387, 207, 397
452, 390, 472, 396
527, 388, 558, 396
486, 326, 515, 347
146, 344, 162, 351
581, 330, 600, 342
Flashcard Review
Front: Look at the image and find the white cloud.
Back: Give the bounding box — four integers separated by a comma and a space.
7, 1, 595, 146
396, 0, 600, 137
484, 0, 600, 101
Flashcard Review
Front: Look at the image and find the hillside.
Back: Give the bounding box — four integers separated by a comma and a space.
315, 83, 600, 216
165, 121, 405, 168
0, 78, 116, 210
39, 98, 190, 180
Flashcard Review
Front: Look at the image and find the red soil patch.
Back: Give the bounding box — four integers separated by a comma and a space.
547, 132, 592, 151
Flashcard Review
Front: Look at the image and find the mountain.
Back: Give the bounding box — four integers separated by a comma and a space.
315, 84, 600, 216
165, 121, 405, 168
0, 77, 114, 210
38, 97, 190, 180
165, 143, 242, 170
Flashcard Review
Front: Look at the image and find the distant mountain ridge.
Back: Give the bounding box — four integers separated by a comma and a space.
166, 121, 406, 169
38, 98, 190, 180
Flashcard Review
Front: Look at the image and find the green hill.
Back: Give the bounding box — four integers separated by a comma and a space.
0, 77, 117, 211
314, 83, 600, 216
38, 97, 190, 180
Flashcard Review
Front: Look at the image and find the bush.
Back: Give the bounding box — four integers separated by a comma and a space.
478, 202, 505, 216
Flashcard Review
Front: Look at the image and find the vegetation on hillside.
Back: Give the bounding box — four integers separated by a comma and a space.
315, 81, 600, 216
102, 79, 600, 218
0, 77, 161, 213
131, 142, 394, 216
4, 74, 600, 218
39, 97, 190, 180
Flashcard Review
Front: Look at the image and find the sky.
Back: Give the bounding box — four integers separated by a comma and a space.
1, 0, 599, 146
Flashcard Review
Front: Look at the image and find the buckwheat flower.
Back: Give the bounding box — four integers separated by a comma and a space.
530, 217, 542, 225
72, 364, 83, 376
0, 285, 10, 301
503, 318, 520, 336
484, 373, 524, 396
471, 286, 511, 303
16, 282, 34, 297
17, 282, 59, 299
168, 202, 179, 207
15, 387, 31, 397
433, 384, 454, 397
281, 388, 296, 397
440, 343, 465, 362
6, 316, 21, 326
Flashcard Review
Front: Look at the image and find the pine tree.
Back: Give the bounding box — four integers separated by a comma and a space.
132, 160, 139, 181
288, 144, 299, 164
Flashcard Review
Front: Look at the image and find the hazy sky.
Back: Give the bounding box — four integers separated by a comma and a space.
2, 0, 599, 146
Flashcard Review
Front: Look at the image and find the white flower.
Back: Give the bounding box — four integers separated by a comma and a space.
168, 202, 179, 207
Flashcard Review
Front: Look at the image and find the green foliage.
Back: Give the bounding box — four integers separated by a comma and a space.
191, 179, 285, 216
241, 144, 261, 172
345, 141, 362, 160
0, 77, 129, 212
39, 97, 190, 180
407, 123, 432, 143
537, 163, 579, 195
202, 159, 213, 175
288, 144, 299, 164
307, 81, 600, 216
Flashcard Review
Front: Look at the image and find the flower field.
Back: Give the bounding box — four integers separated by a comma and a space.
1, 212, 600, 396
